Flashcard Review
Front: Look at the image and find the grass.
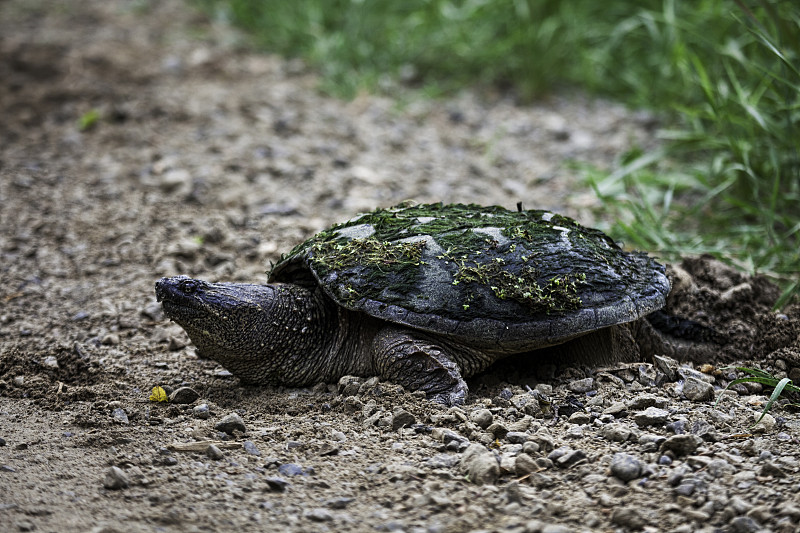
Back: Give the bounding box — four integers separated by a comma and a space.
715, 366, 800, 426
193, 0, 799, 306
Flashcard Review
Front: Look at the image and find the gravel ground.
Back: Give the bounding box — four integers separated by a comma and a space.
1, 1, 799, 532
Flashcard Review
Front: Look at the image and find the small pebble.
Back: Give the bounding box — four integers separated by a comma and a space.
103, 466, 130, 490
215, 412, 246, 434
327, 497, 354, 509
505, 431, 528, 444
169, 386, 199, 404
391, 408, 416, 431
193, 404, 210, 419
265, 476, 289, 491
514, 453, 537, 476
729, 515, 761, 533
661, 434, 701, 456
470, 409, 493, 429
610, 453, 643, 482
555, 449, 587, 468
304, 508, 333, 522
633, 407, 669, 426
277, 463, 307, 476
567, 377, 594, 393
111, 408, 129, 425
206, 444, 224, 460
242, 441, 261, 456
682, 377, 714, 401
461, 443, 499, 485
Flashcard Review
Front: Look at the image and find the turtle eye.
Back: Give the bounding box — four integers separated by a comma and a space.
178, 279, 200, 294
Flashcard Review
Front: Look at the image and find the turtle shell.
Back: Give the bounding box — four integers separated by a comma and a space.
269, 203, 669, 352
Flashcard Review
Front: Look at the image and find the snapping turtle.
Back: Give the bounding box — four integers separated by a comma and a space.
156, 203, 694, 404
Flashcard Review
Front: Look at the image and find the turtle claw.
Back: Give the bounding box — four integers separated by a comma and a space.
428, 380, 468, 406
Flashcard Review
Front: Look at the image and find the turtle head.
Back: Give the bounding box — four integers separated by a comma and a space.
155, 275, 278, 363
155, 276, 334, 385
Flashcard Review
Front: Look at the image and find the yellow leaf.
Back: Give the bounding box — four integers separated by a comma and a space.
149, 386, 168, 402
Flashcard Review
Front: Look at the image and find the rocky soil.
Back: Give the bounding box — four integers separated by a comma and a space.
1, 1, 799, 532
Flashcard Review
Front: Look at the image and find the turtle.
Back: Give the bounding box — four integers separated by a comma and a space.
155, 202, 709, 404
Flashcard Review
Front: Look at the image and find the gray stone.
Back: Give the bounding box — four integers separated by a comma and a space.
103, 466, 130, 490
759, 461, 786, 478
706, 458, 735, 478
602, 401, 627, 417
470, 408, 493, 429
206, 444, 224, 460
540, 524, 572, 533
461, 443, 500, 485
682, 377, 714, 401
653, 354, 679, 381
567, 411, 591, 425
751, 412, 776, 433
486, 422, 508, 439
304, 508, 333, 522
242, 440, 261, 456
265, 476, 289, 491
678, 365, 715, 384
391, 408, 416, 431
514, 453, 537, 476
567, 377, 594, 393
661, 434, 702, 456
610, 507, 646, 529
633, 407, 669, 426
278, 463, 307, 476
192, 403, 210, 419
215, 412, 246, 434
555, 449, 587, 469
610, 453, 643, 482
506, 431, 528, 444
111, 408, 129, 425
626, 394, 667, 410
601, 423, 632, 442
729, 516, 761, 533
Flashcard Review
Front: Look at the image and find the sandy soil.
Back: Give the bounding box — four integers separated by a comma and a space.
1, 2, 799, 532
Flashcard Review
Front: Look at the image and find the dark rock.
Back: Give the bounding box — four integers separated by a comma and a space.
660, 434, 702, 456
278, 463, 307, 476
304, 508, 333, 522
169, 386, 199, 404
215, 412, 246, 434
555, 449, 587, 469
759, 461, 786, 478
192, 404, 210, 419
265, 476, 289, 491
391, 408, 416, 431
206, 444, 224, 460
461, 443, 499, 485
242, 440, 261, 456
610, 453, 643, 482
729, 515, 761, 533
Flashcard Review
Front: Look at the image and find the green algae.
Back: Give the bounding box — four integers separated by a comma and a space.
270, 203, 645, 318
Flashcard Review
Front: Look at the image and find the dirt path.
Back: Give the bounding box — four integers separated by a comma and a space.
1, 1, 799, 532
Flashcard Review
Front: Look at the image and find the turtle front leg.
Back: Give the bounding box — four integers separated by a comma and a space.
371, 326, 468, 405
